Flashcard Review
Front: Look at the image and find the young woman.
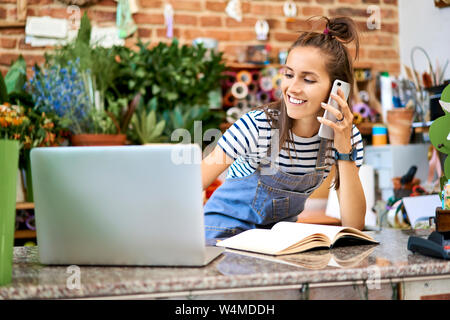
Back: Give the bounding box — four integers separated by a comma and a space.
202, 16, 366, 239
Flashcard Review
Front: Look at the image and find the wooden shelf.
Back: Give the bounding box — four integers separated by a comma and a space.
16, 202, 35, 210
356, 122, 383, 135
14, 229, 36, 239
226, 62, 281, 69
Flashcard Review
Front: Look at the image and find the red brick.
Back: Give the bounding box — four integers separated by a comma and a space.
0, 53, 20, 66
155, 27, 181, 38
25, 0, 52, 4
329, 7, 368, 17
139, 0, 163, 8
273, 31, 299, 42
361, 34, 394, 46
174, 14, 198, 26
183, 28, 206, 40
380, 22, 398, 33
172, 1, 203, 11
0, 37, 17, 49
225, 17, 258, 28
200, 16, 223, 27
250, 3, 283, 16
137, 27, 152, 38
302, 6, 325, 17
286, 19, 311, 32
90, 10, 116, 23
381, 8, 398, 20
96, 0, 117, 6
338, 0, 360, 4
22, 54, 45, 67
0, 27, 25, 35
205, 1, 227, 12
133, 13, 164, 24
367, 49, 398, 59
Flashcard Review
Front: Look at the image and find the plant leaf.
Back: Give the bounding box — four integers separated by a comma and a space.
0, 72, 8, 103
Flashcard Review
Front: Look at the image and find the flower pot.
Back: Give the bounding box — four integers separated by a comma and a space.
70, 134, 127, 146
387, 108, 414, 145
0, 139, 20, 286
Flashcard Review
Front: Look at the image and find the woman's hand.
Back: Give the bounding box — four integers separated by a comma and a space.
317, 88, 354, 153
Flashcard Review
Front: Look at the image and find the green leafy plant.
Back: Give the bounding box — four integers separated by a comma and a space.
429, 84, 450, 194
114, 38, 226, 145
130, 97, 165, 144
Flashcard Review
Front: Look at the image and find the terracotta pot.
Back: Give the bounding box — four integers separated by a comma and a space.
387, 108, 414, 145
70, 134, 127, 146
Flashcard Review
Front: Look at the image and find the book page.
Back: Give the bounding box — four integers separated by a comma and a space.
216, 228, 313, 255
272, 222, 347, 243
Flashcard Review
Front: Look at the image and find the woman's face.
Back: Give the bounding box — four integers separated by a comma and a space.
280, 46, 331, 121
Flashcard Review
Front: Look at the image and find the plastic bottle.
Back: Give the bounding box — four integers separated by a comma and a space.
380, 71, 393, 122
372, 125, 387, 146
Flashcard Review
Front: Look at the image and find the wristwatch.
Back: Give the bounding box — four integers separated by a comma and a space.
334, 146, 357, 161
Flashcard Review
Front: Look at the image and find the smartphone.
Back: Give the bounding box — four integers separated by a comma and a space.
318, 79, 351, 140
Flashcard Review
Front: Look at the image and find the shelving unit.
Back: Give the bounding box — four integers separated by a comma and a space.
15, 202, 36, 244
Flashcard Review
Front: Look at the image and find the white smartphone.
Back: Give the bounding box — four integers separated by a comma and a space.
318, 79, 351, 140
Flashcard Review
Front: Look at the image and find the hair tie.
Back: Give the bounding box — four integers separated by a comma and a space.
323, 27, 329, 35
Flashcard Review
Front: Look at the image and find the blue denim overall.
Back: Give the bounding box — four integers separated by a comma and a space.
203, 136, 332, 239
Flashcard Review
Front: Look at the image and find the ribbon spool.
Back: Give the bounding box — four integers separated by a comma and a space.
352, 102, 371, 118
272, 74, 283, 89
236, 70, 252, 85
272, 88, 282, 100
262, 67, 279, 78
223, 91, 236, 108
257, 91, 271, 104
231, 81, 249, 99
251, 70, 261, 83
247, 81, 258, 94
226, 106, 242, 123
259, 76, 273, 92
223, 71, 237, 87
234, 99, 249, 111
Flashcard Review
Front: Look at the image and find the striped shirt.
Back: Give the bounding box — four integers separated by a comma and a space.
218, 109, 364, 180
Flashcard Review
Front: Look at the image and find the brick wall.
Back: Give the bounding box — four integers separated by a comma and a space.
0, 0, 400, 76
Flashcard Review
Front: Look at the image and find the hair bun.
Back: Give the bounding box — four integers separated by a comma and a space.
325, 16, 359, 45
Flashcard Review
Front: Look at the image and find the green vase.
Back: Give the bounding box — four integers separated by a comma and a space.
0, 139, 19, 286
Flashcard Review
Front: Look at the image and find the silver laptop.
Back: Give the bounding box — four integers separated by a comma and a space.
30, 144, 224, 266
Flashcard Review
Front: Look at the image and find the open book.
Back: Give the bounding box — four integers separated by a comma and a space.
216, 222, 379, 256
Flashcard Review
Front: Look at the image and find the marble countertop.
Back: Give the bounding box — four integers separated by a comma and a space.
1, 228, 450, 299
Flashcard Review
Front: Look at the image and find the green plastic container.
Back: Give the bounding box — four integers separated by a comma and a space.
0, 139, 19, 286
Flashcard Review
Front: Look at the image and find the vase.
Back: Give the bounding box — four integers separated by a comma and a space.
0, 139, 20, 286
387, 108, 414, 145
70, 134, 127, 146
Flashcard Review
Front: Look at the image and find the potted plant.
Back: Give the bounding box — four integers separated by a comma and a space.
37, 12, 136, 146
115, 38, 226, 148
130, 97, 166, 144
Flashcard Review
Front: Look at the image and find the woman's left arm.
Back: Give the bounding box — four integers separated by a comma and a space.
335, 161, 366, 230
317, 88, 366, 230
